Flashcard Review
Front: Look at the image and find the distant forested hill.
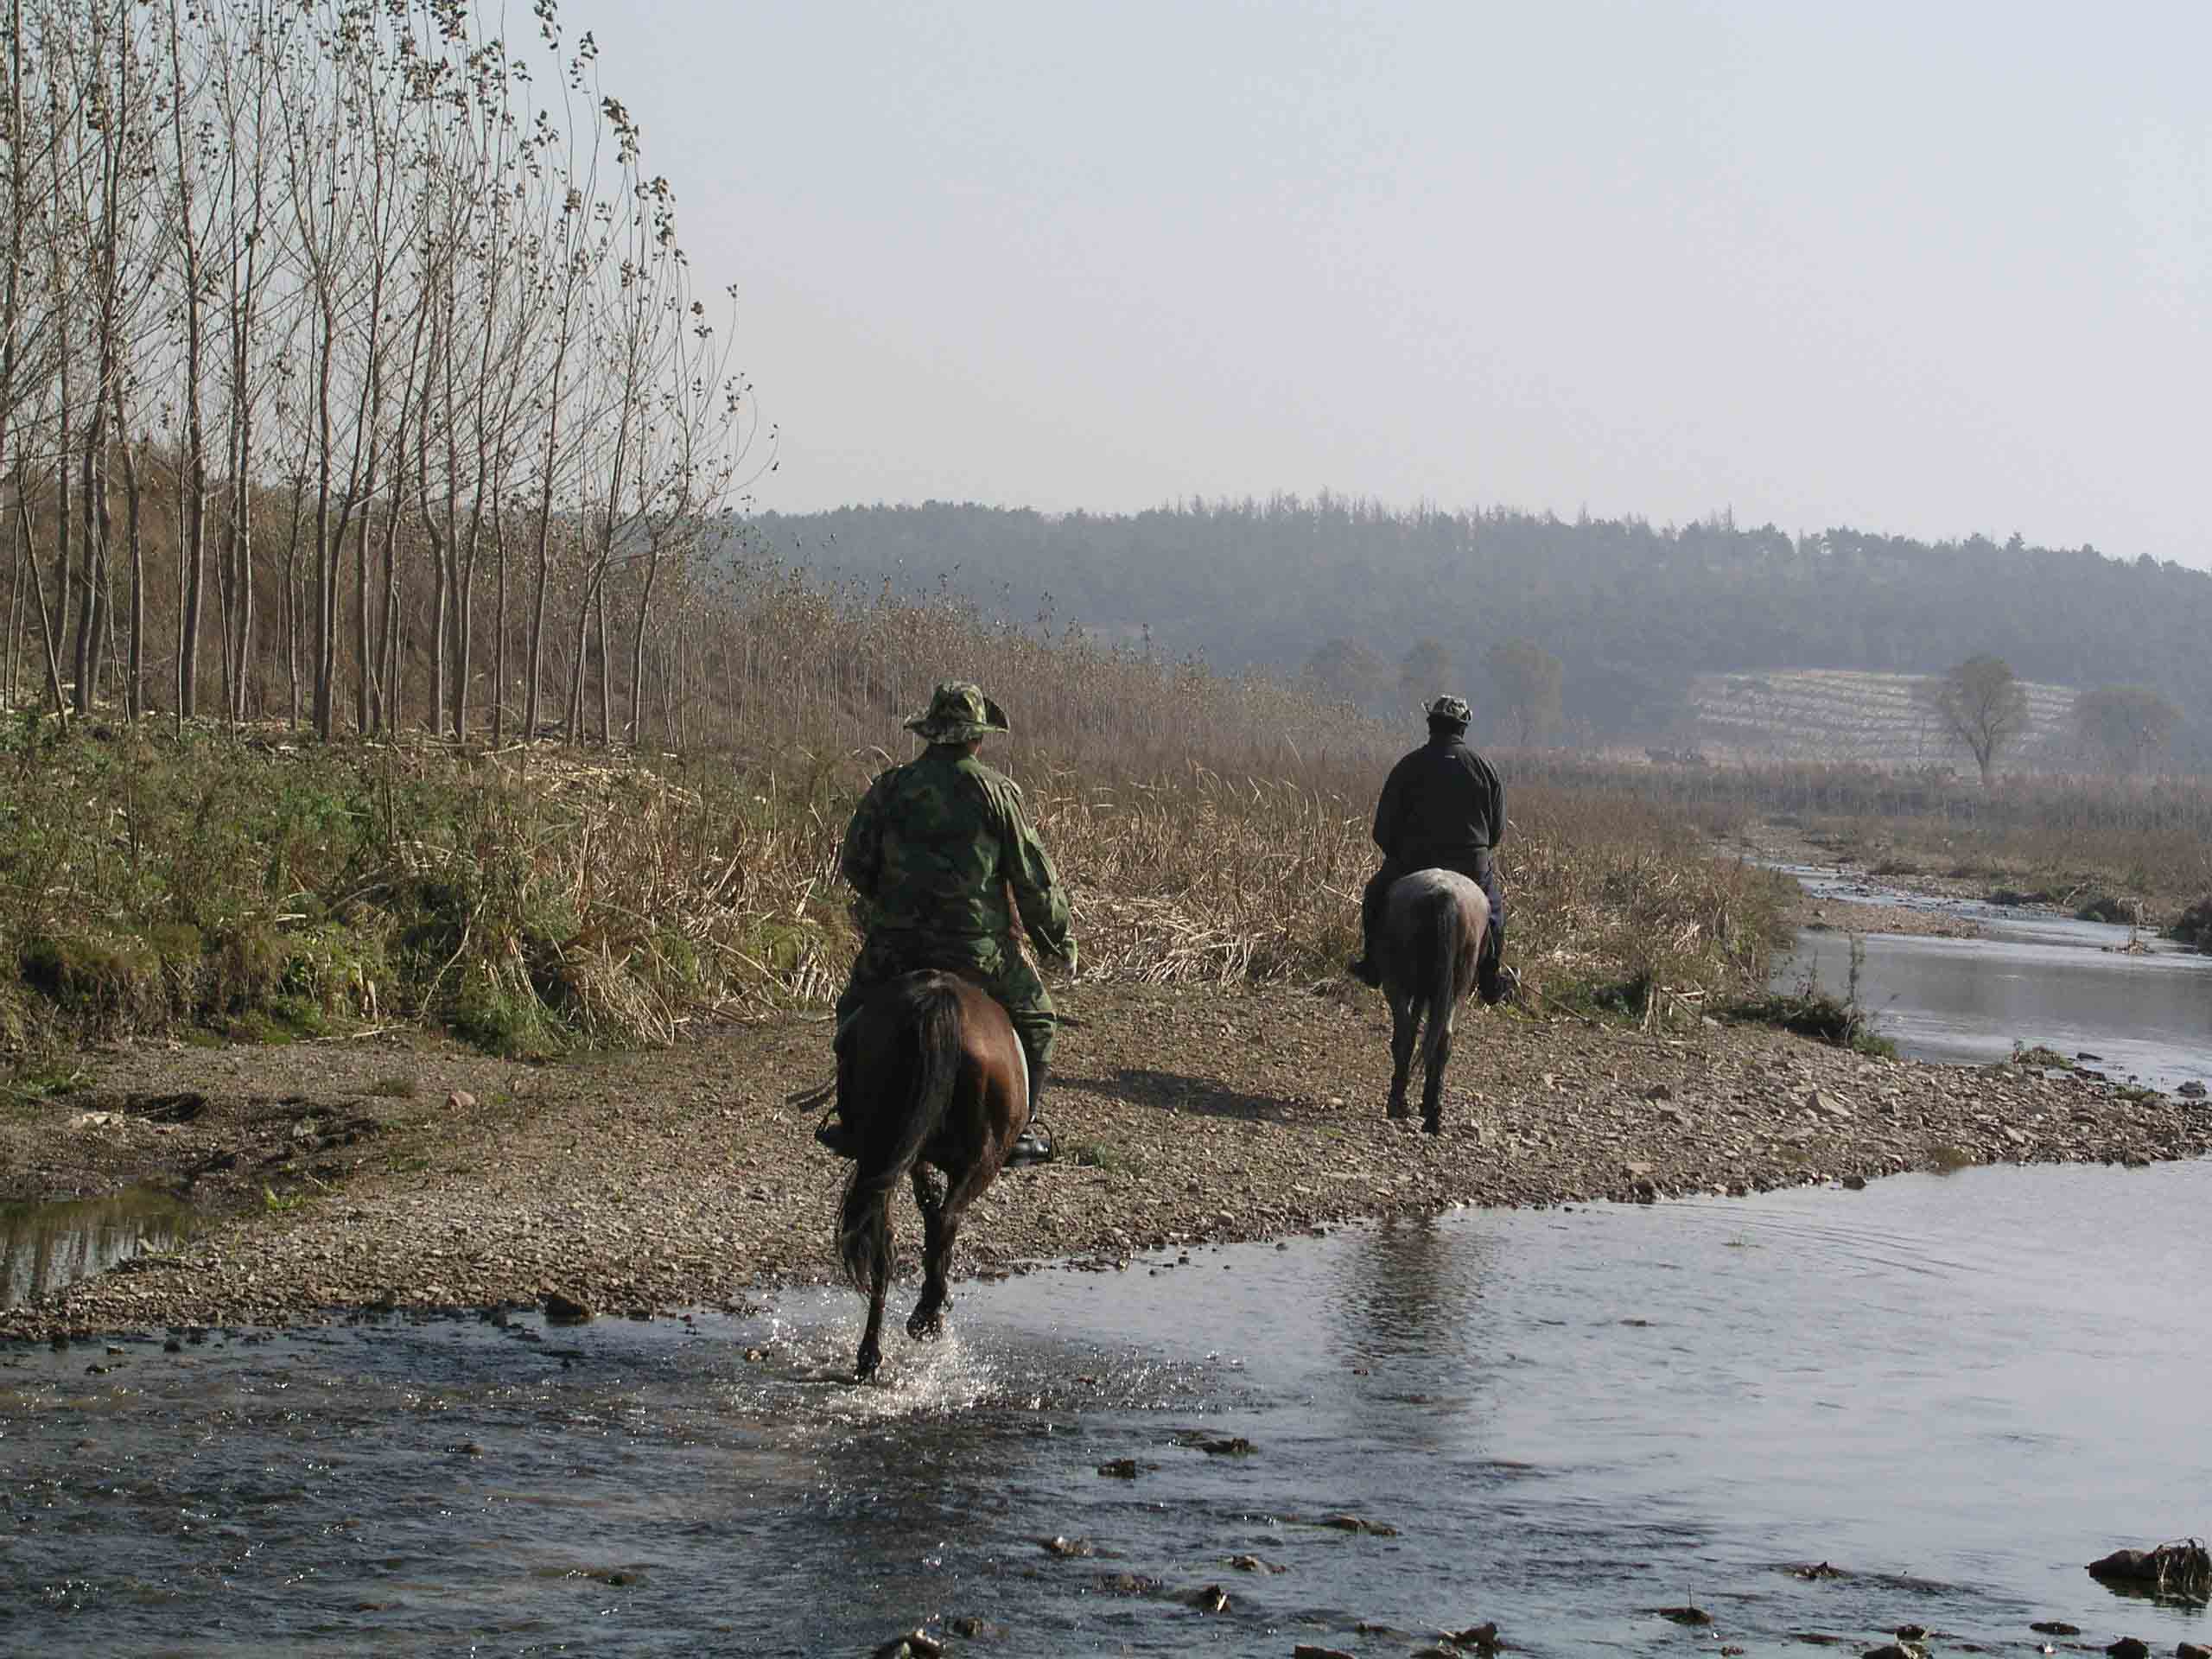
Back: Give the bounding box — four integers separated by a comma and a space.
729, 498, 2209, 762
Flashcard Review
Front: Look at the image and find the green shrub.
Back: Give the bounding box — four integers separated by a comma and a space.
18, 933, 164, 1033
1721, 986, 1895, 1057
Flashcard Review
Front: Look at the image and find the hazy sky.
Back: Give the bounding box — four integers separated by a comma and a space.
569, 1, 2208, 565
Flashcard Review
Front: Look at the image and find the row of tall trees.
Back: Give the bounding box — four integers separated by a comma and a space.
0, 0, 766, 745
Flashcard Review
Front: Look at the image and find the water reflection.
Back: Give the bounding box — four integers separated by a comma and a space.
0, 1189, 193, 1308
1328, 1214, 1492, 1366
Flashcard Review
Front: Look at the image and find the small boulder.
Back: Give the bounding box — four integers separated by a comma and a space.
543, 1290, 592, 1324
2088, 1539, 2212, 1597
2179, 1081, 2207, 1099
2104, 1639, 2148, 1659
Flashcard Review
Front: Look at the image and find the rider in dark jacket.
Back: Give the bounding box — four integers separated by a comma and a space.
1347, 695, 1515, 1004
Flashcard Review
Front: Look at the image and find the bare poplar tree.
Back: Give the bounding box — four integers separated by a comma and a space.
0, 0, 764, 748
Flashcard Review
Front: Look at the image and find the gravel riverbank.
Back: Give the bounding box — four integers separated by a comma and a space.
7, 978, 2208, 1342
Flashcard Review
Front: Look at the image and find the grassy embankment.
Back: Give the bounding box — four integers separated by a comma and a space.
0, 578, 1796, 1062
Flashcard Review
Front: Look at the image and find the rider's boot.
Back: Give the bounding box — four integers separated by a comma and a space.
1478, 919, 1514, 1006
1336, 911, 1371, 986
816, 998, 864, 1156
1347, 866, 1394, 988
1006, 1056, 1054, 1167
813, 1114, 862, 1158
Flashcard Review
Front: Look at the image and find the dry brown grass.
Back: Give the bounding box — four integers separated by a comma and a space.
0, 570, 1793, 1052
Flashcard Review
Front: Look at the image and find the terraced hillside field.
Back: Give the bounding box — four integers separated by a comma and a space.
1686, 669, 2079, 770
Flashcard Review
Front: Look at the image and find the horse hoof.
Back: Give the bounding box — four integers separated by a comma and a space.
855, 1345, 881, 1381
906, 1309, 944, 1342
1421, 1116, 1443, 1135
1386, 1103, 1411, 1121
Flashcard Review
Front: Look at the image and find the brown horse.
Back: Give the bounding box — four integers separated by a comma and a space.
1376, 868, 1491, 1133
834, 970, 1028, 1381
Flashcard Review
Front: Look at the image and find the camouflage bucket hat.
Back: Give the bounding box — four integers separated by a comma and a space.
1426, 694, 1472, 727
904, 681, 1011, 744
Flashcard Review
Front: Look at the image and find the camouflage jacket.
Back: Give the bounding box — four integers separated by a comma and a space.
840, 745, 1073, 957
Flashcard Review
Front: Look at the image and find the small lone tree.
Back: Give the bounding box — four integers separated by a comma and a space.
1923, 654, 2030, 785
2073, 684, 2179, 775
1484, 638, 1563, 747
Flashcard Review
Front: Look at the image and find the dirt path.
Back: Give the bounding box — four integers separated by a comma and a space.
7, 980, 2207, 1341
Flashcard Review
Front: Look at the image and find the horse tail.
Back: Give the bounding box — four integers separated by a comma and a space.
837, 981, 963, 1293
1421, 887, 1462, 1080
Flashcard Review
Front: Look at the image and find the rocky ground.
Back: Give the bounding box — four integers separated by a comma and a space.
1793, 896, 1986, 939
1728, 820, 1995, 938
7, 971, 2208, 1342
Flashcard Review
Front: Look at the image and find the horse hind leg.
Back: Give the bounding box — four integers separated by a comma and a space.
1421, 1008, 1454, 1134
906, 1165, 950, 1341
909, 1159, 991, 1342
1386, 993, 1418, 1120
857, 1247, 890, 1381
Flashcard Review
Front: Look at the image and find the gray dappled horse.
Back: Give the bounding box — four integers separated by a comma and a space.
1376, 868, 1491, 1133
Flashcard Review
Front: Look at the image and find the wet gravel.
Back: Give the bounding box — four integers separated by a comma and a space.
5, 981, 2209, 1340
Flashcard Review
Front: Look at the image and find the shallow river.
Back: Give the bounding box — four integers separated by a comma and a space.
6, 1160, 2209, 1656
6, 876, 2209, 1656
1773, 862, 2212, 1095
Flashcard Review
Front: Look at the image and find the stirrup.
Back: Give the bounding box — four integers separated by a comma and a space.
1006, 1119, 1054, 1167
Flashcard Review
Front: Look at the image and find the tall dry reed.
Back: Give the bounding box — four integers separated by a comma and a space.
0, 569, 1793, 1052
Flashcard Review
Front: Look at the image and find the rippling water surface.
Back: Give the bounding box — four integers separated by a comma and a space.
7, 1157, 2208, 1656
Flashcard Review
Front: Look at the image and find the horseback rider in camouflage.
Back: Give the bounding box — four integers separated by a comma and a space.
817, 682, 1075, 1167
1347, 694, 1516, 1005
